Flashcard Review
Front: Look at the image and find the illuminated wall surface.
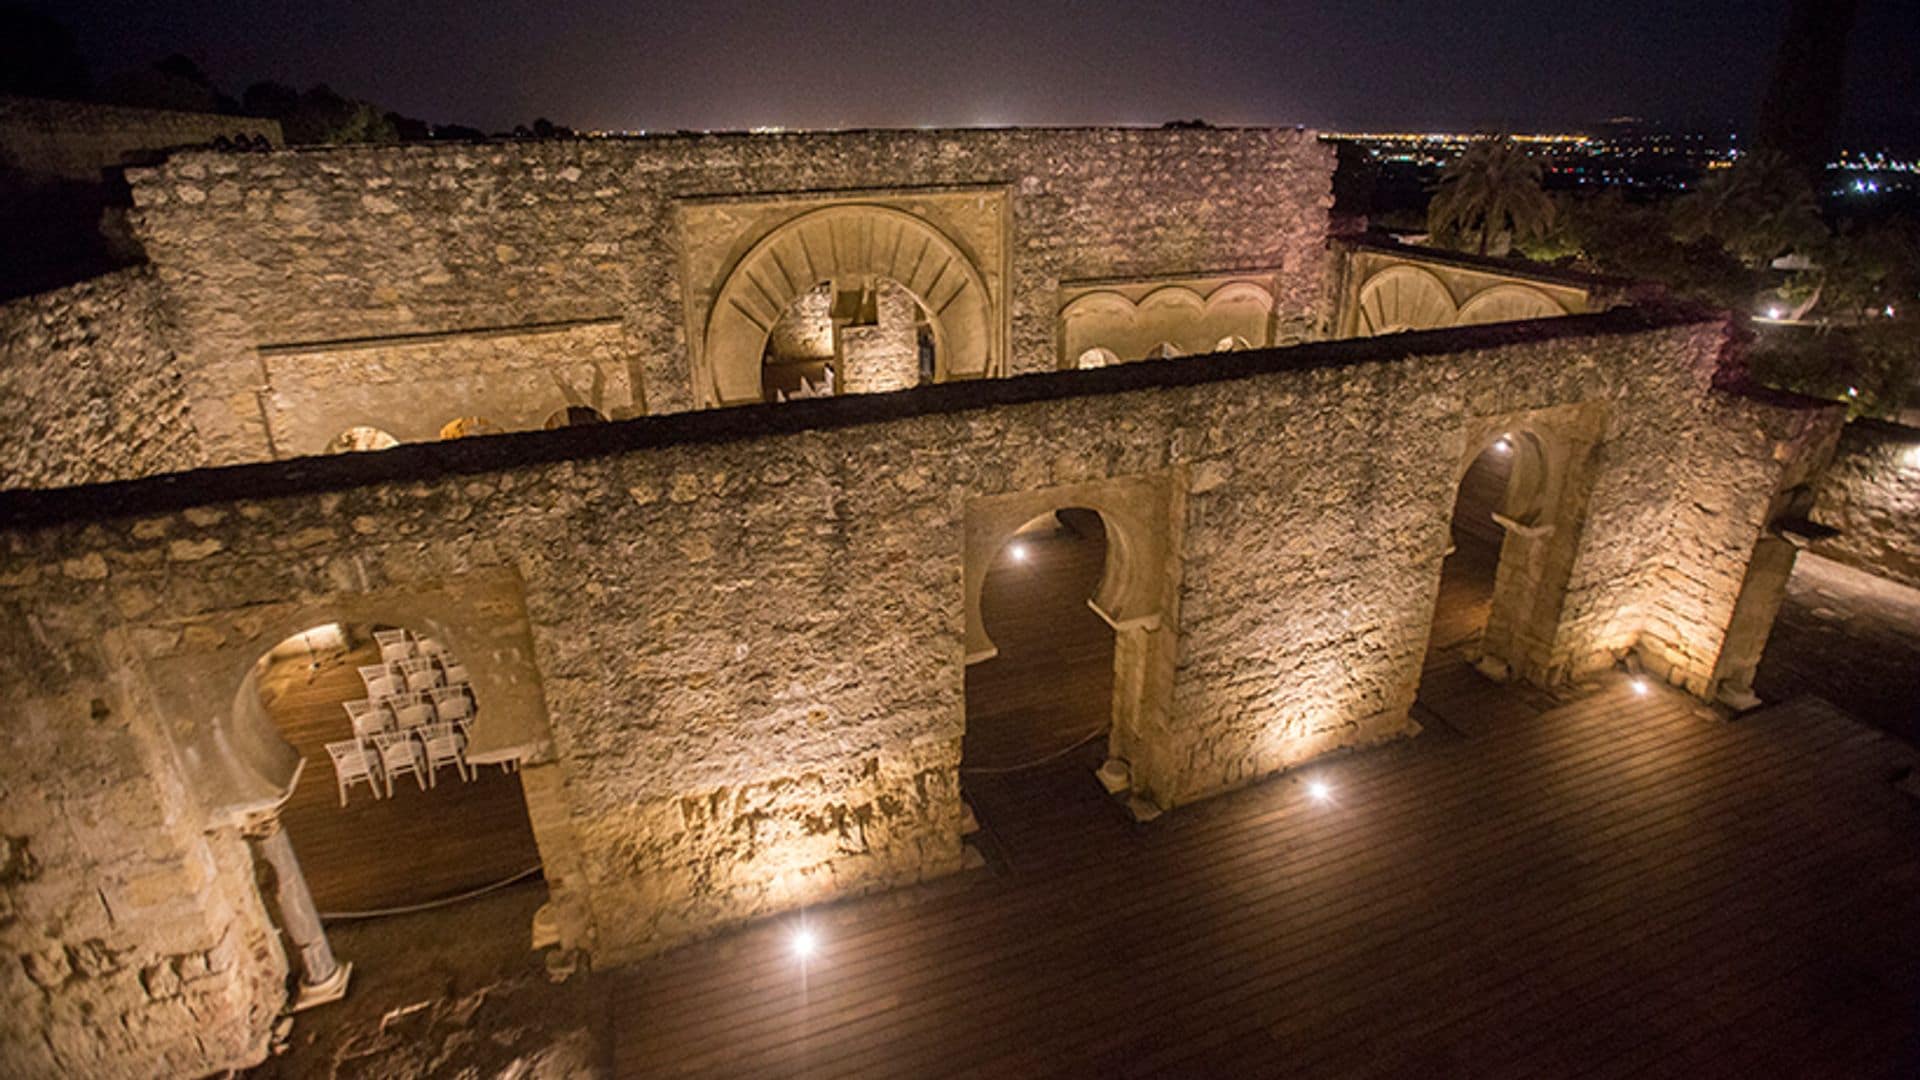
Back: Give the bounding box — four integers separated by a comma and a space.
0, 126, 1849, 1075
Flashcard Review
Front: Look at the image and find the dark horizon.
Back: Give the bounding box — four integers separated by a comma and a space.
23, 0, 1920, 145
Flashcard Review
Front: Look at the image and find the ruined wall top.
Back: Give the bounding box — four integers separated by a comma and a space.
0, 95, 282, 183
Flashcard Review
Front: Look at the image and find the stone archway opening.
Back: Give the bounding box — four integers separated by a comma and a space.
759, 276, 939, 400
1415, 417, 1594, 722
238, 619, 547, 1005
700, 203, 997, 406
1425, 437, 1521, 669
438, 416, 500, 440
544, 405, 607, 429
962, 508, 1119, 846
324, 426, 400, 454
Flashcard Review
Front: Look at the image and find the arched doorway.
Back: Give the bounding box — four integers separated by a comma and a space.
439, 416, 500, 440
324, 426, 400, 453
544, 405, 608, 429
759, 277, 939, 400
247, 621, 544, 915
700, 204, 996, 406
1415, 426, 1571, 728
962, 508, 1125, 857
1427, 439, 1515, 663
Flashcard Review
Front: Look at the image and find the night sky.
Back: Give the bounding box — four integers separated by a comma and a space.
32, 1, 1920, 141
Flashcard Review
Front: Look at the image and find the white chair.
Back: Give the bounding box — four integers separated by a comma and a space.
372, 731, 428, 796
399, 657, 442, 694
374, 628, 414, 665
325, 740, 383, 806
392, 697, 435, 731
342, 699, 390, 745
416, 722, 471, 786
416, 636, 448, 660
358, 664, 394, 697
429, 687, 473, 724
443, 662, 471, 687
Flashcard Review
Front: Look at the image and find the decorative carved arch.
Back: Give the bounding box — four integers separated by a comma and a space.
1059, 279, 1276, 364
965, 482, 1170, 664
1354, 265, 1459, 336
1059, 290, 1137, 325
702, 205, 995, 406
1455, 283, 1569, 326
1456, 427, 1557, 527
1136, 285, 1208, 315
1203, 280, 1276, 314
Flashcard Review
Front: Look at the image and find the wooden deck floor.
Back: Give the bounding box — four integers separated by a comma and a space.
612, 677, 1920, 1077
262, 635, 544, 913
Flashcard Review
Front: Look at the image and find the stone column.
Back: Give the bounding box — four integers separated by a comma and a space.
250, 820, 351, 1009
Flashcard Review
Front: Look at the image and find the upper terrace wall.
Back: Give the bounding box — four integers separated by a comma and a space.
0, 267, 203, 489
120, 127, 1333, 461
0, 96, 281, 184
0, 309, 1840, 1073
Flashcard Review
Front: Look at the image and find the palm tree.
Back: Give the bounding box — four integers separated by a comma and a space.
1427, 136, 1555, 257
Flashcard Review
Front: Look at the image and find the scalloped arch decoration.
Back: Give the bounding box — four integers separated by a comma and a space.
1059, 279, 1275, 365
1455, 284, 1570, 326
1354, 265, 1458, 336
703, 205, 995, 406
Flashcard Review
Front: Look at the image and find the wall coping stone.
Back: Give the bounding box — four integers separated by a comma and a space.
1335, 233, 1644, 294
0, 305, 1731, 530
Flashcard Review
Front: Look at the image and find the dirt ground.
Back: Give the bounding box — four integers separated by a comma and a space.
246, 880, 611, 1079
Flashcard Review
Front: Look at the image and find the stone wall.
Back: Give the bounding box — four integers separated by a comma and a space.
0, 95, 281, 183
0, 621, 286, 1077
120, 127, 1333, 462
0, 309, 1837, 1071
1810, 419, 1920, 588
0, 267, 203, 489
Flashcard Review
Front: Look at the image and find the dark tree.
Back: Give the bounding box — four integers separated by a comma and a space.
0, 4, 91, 99
1756, 0, 1859, 180
101, 54, 233, 114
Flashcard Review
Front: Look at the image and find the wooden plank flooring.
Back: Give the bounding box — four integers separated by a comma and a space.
262, 634, 544, 912
611, 683, 1920, 1077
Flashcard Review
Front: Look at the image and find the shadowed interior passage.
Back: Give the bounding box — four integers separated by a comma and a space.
962, 510, 1118, 850
963, 509, 1114, 770
259, 629, 544, 913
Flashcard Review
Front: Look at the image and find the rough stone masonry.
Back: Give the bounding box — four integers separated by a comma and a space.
0, 126, 1846, 1076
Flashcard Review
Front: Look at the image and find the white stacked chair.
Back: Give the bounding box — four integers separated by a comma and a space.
443, 661, 472, 687
416, 636, 448, 660
372, 731, 427, 796
429, 686, 472, 725
416, 722, 471, 786
325, 739, 383, 806
392, 695, 435, 731
342, 699, 390, 746
374, 628, 414, 665
399, 656, 442, 694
